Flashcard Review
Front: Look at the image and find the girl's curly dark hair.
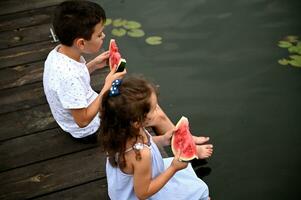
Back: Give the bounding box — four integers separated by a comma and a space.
99, 75, 157, 169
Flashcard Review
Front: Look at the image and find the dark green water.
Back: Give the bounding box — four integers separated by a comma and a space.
99, 0, 301, 199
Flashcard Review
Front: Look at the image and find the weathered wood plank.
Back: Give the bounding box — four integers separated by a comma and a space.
0, 61, 44, 90
0, 127, 97, 172
0, 23, 52, 50
0, 148, 106, 200
0, 40, 56, 69
34, 179, 109, 200
0, 6, 55, 32
0, 82, 47, 114
0, 68, 107, 114
0, 0, 63, 16
0, 104, 56, 141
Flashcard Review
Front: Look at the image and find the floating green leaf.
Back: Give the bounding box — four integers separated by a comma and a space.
289, 59, 301, 67
278, 58, 289, 65
124, 21, 141, 29
127, 29, 145, 37
145, 36, 162, 45
290, 55, 301, 62
113, 18, 127, 27
278, 41, 292, 48
104, 18, 112, 26
112, 28, 127, 37
285, 35, 298, 43
288, 46, 301, 54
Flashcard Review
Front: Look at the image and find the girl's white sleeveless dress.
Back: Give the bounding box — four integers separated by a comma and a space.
106, 129, 209, 200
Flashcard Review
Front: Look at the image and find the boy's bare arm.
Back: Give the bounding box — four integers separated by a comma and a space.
70, 69, 126, 128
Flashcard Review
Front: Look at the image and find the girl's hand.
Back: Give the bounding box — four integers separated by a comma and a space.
93, 50, 110, 70
170, 151, 188, 172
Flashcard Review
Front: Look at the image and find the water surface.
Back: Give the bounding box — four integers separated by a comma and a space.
98, 0, 301, 199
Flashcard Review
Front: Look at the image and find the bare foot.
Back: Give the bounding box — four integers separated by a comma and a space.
193, 136, 210, 144
196, 144, 213, 159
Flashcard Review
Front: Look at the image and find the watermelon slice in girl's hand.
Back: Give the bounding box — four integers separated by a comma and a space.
109, 39, 126, 72
171, 116, 198, 161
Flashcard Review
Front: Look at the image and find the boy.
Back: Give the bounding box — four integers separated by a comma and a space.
43, 0, 126, 142
43, 0, 213, 160
43, 0, 175, 142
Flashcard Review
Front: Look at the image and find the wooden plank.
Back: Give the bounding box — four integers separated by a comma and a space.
0, 104, 56, 141
0, 6, 55, 32
0, 68, 107, 114
0, 23, 52, 50
0, 61, 44, 90
0, 127, 97, 172
0, 0, 63, 16
0, 40, 57, 69
0, 148, 106, 200
0, 82, 47, 114
34, 179, 109, 200
0, 50, 106, 91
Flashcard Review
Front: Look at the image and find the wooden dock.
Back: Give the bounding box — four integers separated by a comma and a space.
0, 1, 111, 199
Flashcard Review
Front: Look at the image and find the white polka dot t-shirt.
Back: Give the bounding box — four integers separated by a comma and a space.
43, 45, 100, 138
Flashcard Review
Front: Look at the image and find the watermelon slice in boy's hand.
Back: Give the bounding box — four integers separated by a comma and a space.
171, 116, 198, 161
109, 39, 126, 72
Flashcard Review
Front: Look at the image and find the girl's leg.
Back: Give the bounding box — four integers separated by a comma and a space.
151, 104, 213, 159
150, 104, 175, 135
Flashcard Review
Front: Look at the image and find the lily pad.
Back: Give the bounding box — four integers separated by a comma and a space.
127, 29, 145, 37
104, 18, 112, 26
278, 58, 289, 65
124, 21, 141, 29
288, 46, 301, 54
112, 28, 127, 37
278, 41, 292, 48
289, 59, 301, 67
290, 55, 301, 62
285, 35, 298, 43
113, 18, 127, 27
145, 36, 162, 45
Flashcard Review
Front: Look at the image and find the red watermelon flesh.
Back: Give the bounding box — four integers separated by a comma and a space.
171, 116, 198, 161
109, 39, 122, 70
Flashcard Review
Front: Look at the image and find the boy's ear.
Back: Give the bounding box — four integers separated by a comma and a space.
74, 38, 85, 50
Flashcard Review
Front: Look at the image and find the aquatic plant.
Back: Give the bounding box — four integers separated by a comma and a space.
278, 36, 301, 68
105, 18, 162, 45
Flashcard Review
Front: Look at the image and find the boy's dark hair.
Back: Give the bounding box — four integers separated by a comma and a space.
99, 75, 157, 169
53, 0, 106, 46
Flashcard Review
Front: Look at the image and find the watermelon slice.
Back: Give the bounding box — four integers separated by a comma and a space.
171, 116, 198, 161
109, 39, 126, 72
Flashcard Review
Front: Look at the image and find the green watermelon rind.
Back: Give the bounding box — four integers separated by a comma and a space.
171, 116, 198, 162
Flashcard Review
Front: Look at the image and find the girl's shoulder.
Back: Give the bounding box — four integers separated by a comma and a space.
122, 143, 152, 174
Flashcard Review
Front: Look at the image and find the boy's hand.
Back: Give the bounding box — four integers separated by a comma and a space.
93, 50, 110, 70
101, 68, 127, 94
170, 150, 188, 171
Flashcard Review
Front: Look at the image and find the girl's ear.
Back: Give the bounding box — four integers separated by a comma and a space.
74, 38, 85, 50
132, 121, 141, 129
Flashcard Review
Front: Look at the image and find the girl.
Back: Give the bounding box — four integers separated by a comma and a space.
99, 75, 210, 200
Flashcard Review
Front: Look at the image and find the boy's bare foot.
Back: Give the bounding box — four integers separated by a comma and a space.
196, 144, 213, 159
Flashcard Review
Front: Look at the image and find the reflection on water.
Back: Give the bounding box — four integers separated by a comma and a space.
98, 0, 301, 199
